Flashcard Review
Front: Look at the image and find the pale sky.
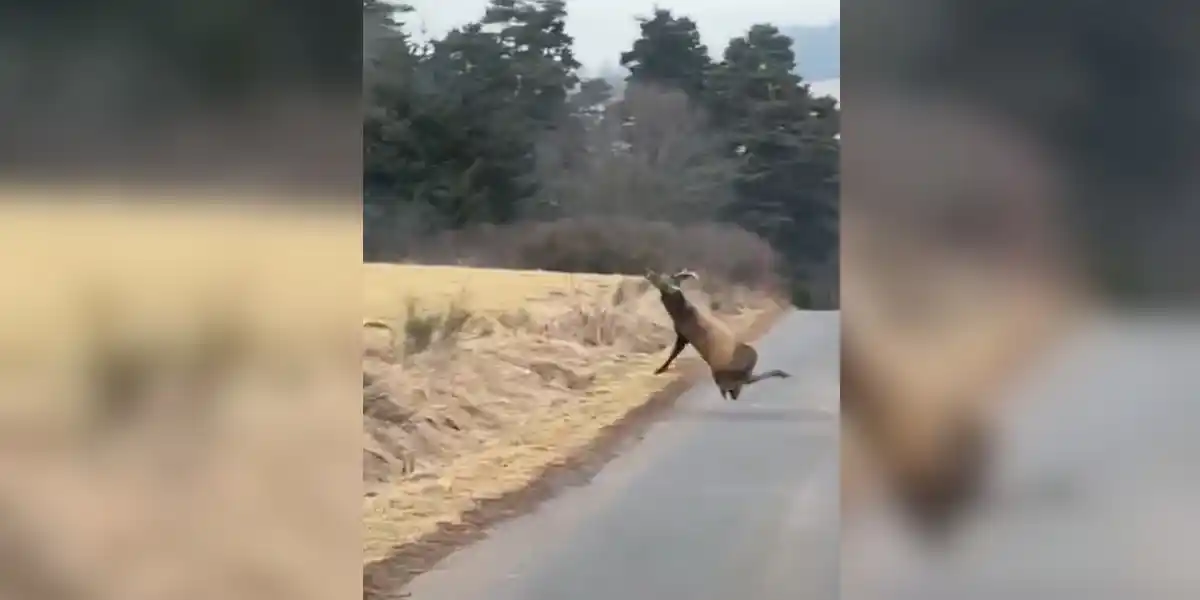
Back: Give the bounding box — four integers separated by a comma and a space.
403, 0, 840, 76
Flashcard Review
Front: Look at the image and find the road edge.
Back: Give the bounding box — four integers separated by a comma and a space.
362, 301, 793, 598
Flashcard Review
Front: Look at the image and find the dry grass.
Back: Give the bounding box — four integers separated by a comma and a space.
362, 263, 782, 562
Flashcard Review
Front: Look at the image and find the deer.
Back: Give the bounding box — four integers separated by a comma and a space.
644, 268, 790, 400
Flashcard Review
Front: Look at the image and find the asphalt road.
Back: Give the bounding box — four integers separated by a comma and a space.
843, 317, 1200, 600
399, 310, 841, 600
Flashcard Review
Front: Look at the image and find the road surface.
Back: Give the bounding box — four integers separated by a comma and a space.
844, 316, 1200, 600
398, 310, 840, 600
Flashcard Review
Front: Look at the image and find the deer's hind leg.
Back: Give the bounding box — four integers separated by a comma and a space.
713, 370, 746, 401
728, 382, 745, 400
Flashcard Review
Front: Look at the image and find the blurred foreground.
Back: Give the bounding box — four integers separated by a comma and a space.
842, 0, 1200, 597
0, 190, 360, 600
0, 1, 361, 598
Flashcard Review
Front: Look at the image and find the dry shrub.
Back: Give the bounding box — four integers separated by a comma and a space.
382, 217, 786, 293
361, 295, 475, 363
399, 297, 473, 356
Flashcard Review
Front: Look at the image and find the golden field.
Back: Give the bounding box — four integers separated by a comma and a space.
362, 263, 782, 562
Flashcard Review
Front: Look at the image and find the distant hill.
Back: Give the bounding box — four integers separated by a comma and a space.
781, 21, 839, 82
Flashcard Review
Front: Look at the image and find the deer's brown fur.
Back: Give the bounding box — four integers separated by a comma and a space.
645, 268, 789, 400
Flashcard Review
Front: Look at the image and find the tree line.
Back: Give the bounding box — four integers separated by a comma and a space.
363, 0, 840, 307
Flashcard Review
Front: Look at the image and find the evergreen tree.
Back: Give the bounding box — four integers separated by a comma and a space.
709, 24, 840, 272
620, 9, 713, 101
